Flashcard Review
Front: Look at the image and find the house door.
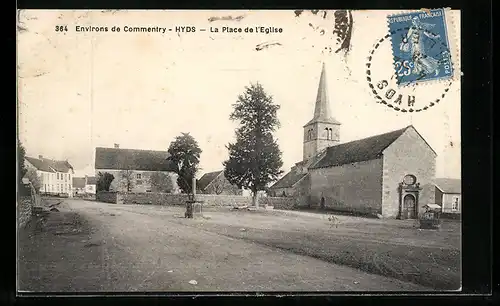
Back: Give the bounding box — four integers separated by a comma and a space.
403, 194, 417, 219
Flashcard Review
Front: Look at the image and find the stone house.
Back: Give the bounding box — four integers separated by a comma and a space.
434, 178, 461, 214
94, 144, 180, 193
197, 170, 242, 195
270, 62, 437, 218
25, 155, 74, 197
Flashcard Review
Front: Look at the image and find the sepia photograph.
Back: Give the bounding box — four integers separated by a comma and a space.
17, 9, 461, 292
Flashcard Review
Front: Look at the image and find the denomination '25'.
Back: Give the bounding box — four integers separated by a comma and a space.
395, 60, 413, 77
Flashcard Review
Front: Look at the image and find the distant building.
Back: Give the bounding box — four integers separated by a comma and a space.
85, 176, 97, 194
197, 170, 242, 195
270, 63, 437, 219
72, 177, 86, 195
72, 176, 97, 195
94, 144, 180, 193
434, 178, 461, 214
25, 155, 74, 197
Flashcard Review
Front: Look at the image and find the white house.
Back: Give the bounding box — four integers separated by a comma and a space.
85, 176, 97, 194
25, 155, 74, 197
435, 178, 461, 214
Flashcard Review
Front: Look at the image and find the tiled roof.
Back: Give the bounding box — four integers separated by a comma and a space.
86, 176, 97, 185
95, 147, 176, 172
25, 157, 54, 172
435, 178, 461, 194
270, 171, 308, 189
25, 156, 73, 173
311, 126, 410, 169
271, 149, 327, 189
197, 170, 223, 191
73, 177, 86, 188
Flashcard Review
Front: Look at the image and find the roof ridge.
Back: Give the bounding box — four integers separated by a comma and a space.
326, 126, 408, 150
96, 146, 169, 153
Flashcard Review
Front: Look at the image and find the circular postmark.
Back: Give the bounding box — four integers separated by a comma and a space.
366, 27, 454, 113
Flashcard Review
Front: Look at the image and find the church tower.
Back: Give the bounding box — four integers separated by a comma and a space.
303, 62, 341, 161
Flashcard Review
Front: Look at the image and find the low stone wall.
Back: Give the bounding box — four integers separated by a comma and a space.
97, 191, 305, 210
96, 191, 118, 204
261, 196, 300, 210
120, 192, 188, 205
18, 196, 33, 229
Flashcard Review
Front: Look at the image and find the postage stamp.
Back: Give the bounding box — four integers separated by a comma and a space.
387, 9, 454, 86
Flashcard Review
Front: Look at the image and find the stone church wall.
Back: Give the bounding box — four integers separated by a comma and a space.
382, 127, 437, 218
309, 158, 383, 215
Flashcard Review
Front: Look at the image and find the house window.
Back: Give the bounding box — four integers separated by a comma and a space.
452, 196, 459, 211
136, 173, 142, 179
57, 173, 59, 180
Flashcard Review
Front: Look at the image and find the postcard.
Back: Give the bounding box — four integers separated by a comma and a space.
17, 9, 461, 293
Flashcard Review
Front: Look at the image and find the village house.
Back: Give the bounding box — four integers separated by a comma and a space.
197, 170, 242, 195
434, 178, 461, 214
94, 144, 180, 193
85, 176, 97, 194
72, 176, 97, 196
25, 155, 74, 197
270, 63, 437, 219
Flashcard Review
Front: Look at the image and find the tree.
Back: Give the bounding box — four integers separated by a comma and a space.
212, 177, 226, 195
167, 133, 202, 194
18, 140, 27, 185
120, 168, 134, 192
25, 168, 41, 193
223, 83, 284, 207
97, 172, 114, 192
149, 172, 175, 193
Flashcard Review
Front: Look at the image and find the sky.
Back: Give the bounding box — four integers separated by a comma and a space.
17, 10, 461, 179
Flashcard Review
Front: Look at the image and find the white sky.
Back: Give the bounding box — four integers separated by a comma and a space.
17, 10, 461, 179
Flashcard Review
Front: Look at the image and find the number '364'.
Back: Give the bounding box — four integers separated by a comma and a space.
395, 60, 413, 76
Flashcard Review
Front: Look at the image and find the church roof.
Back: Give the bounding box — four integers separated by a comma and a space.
270, 171, 308, 189
310, 126, 411, 169
304, 62, 341, 127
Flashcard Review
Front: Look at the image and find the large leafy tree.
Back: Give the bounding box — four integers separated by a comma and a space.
223, 83, 283, 207
167, 133, 202, 194
97, 172, 115, 192
25, 168, 41, 193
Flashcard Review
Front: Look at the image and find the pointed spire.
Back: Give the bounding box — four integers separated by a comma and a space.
304, 62, 341, 126
313, 62, 331, 120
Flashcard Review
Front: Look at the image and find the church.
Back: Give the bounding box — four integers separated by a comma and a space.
270, 63, 437, 219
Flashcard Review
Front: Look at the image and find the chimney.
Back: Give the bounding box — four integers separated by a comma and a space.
114, 143, 120, 148
38, 155, 43, 160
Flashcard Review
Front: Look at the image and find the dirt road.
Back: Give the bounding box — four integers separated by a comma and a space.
18, 199, 429, 292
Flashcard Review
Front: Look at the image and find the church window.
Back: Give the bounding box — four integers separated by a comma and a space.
324, 128, 329, 139
327, 128, 333, 140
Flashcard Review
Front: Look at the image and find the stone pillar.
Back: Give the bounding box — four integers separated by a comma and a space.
192, 177, 197, 201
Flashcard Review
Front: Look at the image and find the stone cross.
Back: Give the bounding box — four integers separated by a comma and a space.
192, 177, 196, 201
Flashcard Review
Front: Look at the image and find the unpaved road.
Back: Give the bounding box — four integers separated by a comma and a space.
18, 199, 430, 292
